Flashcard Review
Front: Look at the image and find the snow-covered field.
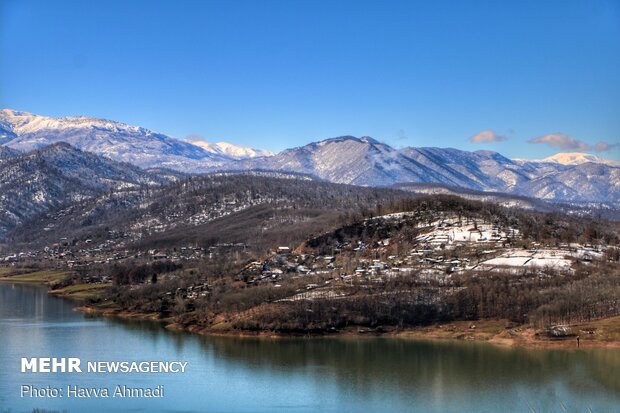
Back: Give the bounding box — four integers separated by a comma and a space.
476, 248, 603, 270
409, 216, 518, 245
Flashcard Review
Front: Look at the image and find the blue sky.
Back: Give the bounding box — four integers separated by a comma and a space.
1, 0, 619, 159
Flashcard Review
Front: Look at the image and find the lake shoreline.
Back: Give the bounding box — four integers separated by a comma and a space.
3, 282, 620, 413
3, 274, 619, 349
74, 303, 620, 350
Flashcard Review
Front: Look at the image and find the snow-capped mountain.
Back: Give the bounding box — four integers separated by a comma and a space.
399, 148, 620, 204
231, 136, 533, 190
1, 109, 618, 204
232, 136, 454, 186
0, 143, 168, 239
399, 147, 537, 191
517, 162, 620, 203
0, 109, 231, 172
541, 152, 620, 166
186, 139, 274, 159
226, 135, 620, 204
513, 152, 620, 166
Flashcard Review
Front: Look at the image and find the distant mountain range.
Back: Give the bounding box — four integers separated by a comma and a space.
1, 109, 619, 206
232, 136, 620, 204
514, 152, 620, 166
185, 138, 273, 159
0, 109, 261, 172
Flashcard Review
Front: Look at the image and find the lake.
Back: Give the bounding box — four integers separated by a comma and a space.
1, 282, 619, 413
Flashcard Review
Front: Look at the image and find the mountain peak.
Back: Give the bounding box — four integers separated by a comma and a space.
474, 149, 500, 156
0, 108, 232, 172
312, 135, 383, 147
360, 136, 381, 144
0, 108, 28, 117
0, 108, 134, 134
186, 139, 274, 160
541, 152, 619, 166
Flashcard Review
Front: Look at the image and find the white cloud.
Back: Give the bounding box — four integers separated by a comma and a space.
469, 130, 507, 143
528, 133, 618, 153
528, 133, 591, 151
594, 141, 619, 152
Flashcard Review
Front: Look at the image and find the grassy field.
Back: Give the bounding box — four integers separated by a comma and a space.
50, 282, 112, 300
396, 319, 508, 340
573, 316, 620, 343
396, 317, 620, 348
0, 268, 13, 276
0, 266, 111, 300
0, 269, 71, 284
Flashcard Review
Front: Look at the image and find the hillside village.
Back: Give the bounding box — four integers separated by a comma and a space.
230, 213, 611, 301
3, 210, 607, 271
3, 203, 616, 322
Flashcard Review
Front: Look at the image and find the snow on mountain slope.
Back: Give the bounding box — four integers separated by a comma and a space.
231, 137, 536, 191
400, 148, 619, 203
1, 109, 618, 204
518, 162, 620, 203
513, 152, 620, 166
226, 136, 620, 203
23, 142, 165, 188
0, 143, 168, 240
541, 152, 620, 166
231, 136, 454, 186
186, 139, 274, 159
0, 118, 18, 145
0, 109, 230, 172
400, 147, 537, 191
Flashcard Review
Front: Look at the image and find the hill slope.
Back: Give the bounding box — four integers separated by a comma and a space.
10, 173, 409, 250
0, 143, 166, 239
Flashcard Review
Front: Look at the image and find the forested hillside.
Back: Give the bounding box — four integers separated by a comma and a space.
9, 173, 409, 252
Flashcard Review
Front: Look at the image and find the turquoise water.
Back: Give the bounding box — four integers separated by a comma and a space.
1, 282, 619, 413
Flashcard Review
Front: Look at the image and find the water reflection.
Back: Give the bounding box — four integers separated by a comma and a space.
107, 300, 620, 412
199, 335, 620, 396
1, 282, 620, 413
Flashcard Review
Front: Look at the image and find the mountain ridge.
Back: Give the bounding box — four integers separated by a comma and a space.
228, 137, 620, 204
541, 152, 620, 166
185, 138, 274, 159
0, 143, 170, 239
0, 109, 228, 172
2, 109, 619, 204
